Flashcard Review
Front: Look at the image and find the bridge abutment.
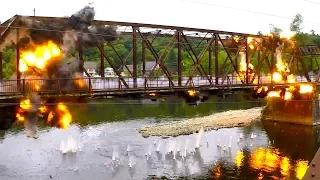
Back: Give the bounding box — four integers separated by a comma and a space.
262, 85, 320, 126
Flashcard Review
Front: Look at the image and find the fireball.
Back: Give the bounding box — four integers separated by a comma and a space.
19, 41, 61, 72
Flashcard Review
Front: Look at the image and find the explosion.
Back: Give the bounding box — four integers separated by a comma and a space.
238, 52, 255, 83
187, 90, 196, 97
9, 6, 119, 133
252, 34, 314, 101
19, 41, 61, 72
16, 100, 72, 129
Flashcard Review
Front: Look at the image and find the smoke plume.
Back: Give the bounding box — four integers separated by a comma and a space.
25, 93, 42, 138
14, 6, 118, 53
1, 6, 119, 133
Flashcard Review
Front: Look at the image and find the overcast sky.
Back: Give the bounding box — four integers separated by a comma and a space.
1, 0, 320, 35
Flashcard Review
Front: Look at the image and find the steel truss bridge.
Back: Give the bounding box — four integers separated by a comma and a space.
0, 15, 320, 98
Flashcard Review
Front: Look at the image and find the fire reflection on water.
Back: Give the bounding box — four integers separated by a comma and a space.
215, 147, 309, 179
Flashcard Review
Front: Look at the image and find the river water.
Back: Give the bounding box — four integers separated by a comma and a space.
0, 94, 319, 180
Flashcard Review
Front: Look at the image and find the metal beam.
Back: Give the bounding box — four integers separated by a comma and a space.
100, 44, 105, 77
208, 40, 212, 81
245, 37, 249, 84
16, 28, 20, 83
108, 43, 133, 76
177, 30, 182, 86
142, 41, 146, 75
97, 46, 129, 88
132, 27, 138, 88
138, 30, 175, 87
15, 15, 266, 38
303, 147, 320, 180
0, 51, 2, 80
181, 32, 209, 77
78, 49, 84, 73
218, 35, 244, 85
185, 36, 215, 86
215, 35, 219, 85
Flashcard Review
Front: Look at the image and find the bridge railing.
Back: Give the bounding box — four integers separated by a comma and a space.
0, 75, 315, 95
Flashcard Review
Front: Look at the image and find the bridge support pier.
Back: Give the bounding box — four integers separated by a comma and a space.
262, 86, 320, 126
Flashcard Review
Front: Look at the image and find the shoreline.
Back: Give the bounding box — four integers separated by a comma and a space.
137, 107, 264, 138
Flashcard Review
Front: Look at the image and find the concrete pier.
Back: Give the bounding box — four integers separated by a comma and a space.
261, 88, 320, 126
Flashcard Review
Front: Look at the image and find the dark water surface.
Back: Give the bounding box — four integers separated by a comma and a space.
0, 94, 319, 180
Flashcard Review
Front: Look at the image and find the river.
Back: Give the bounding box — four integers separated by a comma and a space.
0, 93, 318, 180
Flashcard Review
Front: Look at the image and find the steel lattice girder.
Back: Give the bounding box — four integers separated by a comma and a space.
0, 15, 309, 87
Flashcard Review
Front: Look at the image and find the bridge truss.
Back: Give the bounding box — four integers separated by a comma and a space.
0, 15, 317, 96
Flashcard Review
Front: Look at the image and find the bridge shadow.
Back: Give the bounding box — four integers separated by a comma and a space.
0, 101, 18, 130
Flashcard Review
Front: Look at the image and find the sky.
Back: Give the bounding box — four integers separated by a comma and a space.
1, 0, 320, 35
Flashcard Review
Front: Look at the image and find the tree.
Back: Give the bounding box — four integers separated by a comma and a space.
310, 30, 316, 36
257, 31, 263, 35
290, 13, 303, 33
269, 24, 282, 36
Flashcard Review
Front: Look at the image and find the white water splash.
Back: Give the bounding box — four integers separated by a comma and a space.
195, 127, 204, 149
60, 136, 78, 154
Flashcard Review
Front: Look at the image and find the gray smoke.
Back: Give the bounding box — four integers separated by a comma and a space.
66, 6, 96, 30
25, 93, 42, 138
16, 6, 117, 52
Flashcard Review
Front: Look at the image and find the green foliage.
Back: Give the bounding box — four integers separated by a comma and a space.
290, 13, 303, 33
2, 46, 16, 79
269, 24, 282, 36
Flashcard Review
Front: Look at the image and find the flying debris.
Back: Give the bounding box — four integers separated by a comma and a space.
7, 6, 119, 133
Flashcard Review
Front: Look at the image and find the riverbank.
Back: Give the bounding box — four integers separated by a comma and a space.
137, 107, 263, 137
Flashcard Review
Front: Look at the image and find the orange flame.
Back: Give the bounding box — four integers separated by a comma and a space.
267, 91, 280, 98
235, 151, 244, 168
272, 72, 282, 83
299, 84, 313, 94
16, 109, 25, 122
20, 99, 31, 110
47, 111, 54, 124
284, 91, 293, 100
35, 84, 40, 91
187, 90, 196, 97
233, 36, 239, 43
15, 99, 31, 123
39, 106, 47, 114
295, 160, 308, 179
238, 52, 254, 83
56, 103, 72, 129
280, 31, 295, 40
15, 99, 73, 129
19, 41, 61, 72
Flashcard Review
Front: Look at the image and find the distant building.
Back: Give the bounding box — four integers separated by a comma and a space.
104, 67, 117, 77
122, 61, 159, 76
83, 61, 98, 77
144, 61, 159, 75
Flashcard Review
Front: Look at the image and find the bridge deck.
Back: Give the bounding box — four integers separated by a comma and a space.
0, 75, 317, 99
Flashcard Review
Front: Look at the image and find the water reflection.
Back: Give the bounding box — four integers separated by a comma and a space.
211, 120, 320, 180
0, 94, 319, 180
212, 147, 308, 180
263, 120, 320, 161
